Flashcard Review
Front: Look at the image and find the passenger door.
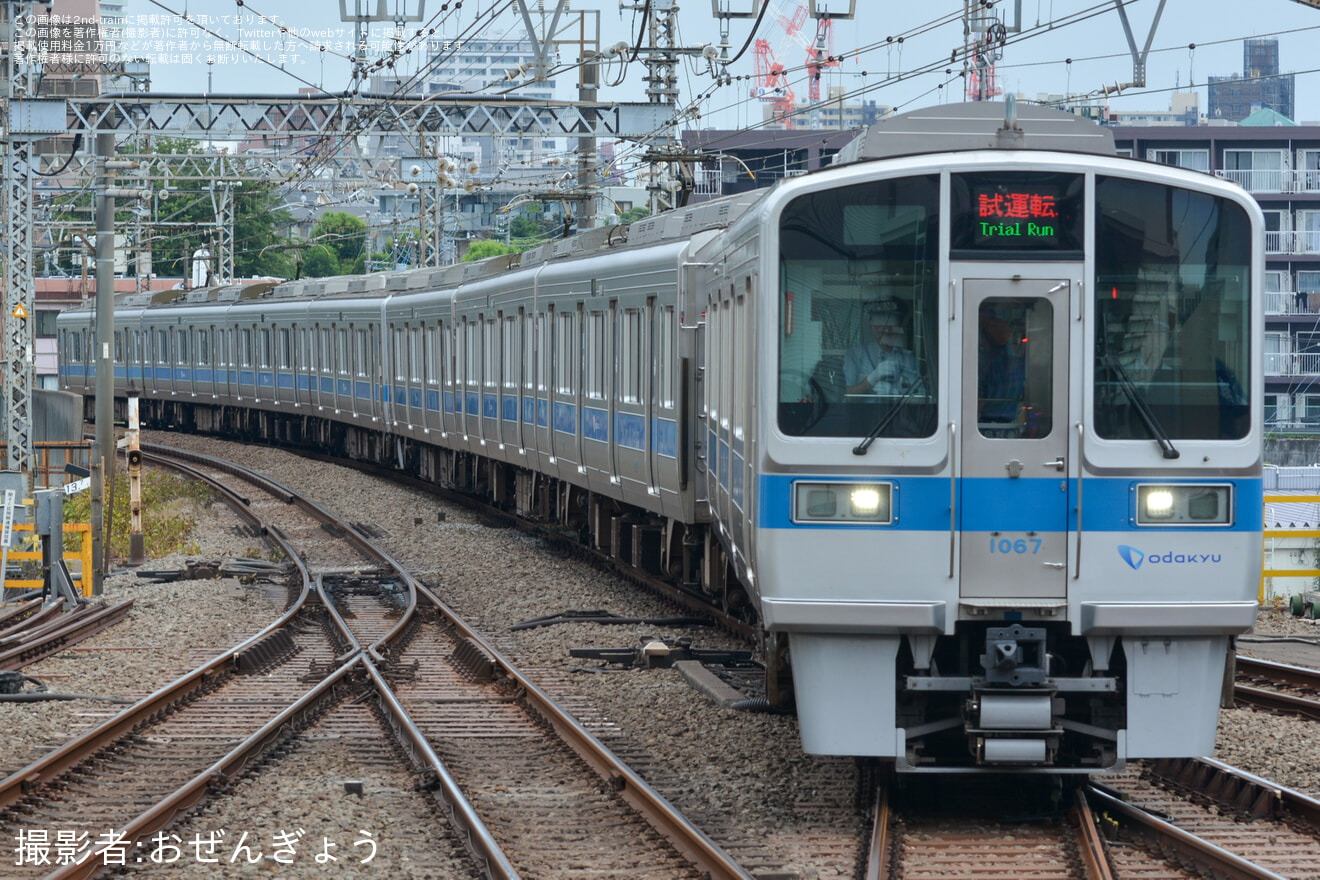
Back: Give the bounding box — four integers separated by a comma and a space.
959, 279, 1070, 599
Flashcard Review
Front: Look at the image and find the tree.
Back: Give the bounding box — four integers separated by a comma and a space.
309, 211, 367, 273
301, 246, 340, 278
232, 183, 295, 278
463, 240, 514, 261
620, 206, 650, 224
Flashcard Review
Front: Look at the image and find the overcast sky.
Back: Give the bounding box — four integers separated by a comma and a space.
120, 0, 1320, 125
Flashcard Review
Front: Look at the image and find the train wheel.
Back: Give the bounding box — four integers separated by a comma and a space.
765, 631, 795, 712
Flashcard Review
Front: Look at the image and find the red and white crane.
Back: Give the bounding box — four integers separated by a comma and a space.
750, 1, 841, 128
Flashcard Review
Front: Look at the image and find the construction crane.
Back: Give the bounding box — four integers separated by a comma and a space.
751, 2, 806, 128
965, 1, 1006, 101
752, 38, 796, 127
750, 1, 840, 129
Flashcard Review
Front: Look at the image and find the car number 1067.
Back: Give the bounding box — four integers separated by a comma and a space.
990, 536, 1041, 555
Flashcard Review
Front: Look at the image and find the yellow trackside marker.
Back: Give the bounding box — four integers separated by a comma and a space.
11, 303, 27, 319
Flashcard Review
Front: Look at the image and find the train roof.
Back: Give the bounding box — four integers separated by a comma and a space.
109, 187, 767, 309
832, 101, 1117, 165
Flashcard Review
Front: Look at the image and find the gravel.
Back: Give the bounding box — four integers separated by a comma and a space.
6, 431, 1320, 879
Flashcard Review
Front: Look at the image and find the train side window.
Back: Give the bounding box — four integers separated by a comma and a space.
618, 307, 641, 404
586, 311, 604, 400
426, 326, 438, 385
177, 329, 189, 365
556, 311, 574, 395
657, 306, 675, 408
240, 328, 252, 367
502, 315, 517, 391
410, 326, 422, 383
484, 317, 498, 391
355, 329, 367, 377
708, 302, 721, 430
522, 311, 534, 392
537, 311, 548, 394
114, 331, 123, 362
722, 296, 733, 435
469, 320, 480, 395
198, 329, 210, 366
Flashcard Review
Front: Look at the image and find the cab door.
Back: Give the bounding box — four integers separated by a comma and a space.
959, 278, 1071, 599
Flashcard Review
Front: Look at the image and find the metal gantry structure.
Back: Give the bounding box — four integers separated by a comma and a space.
2, 0, 859, 578
4, 0, 55, 487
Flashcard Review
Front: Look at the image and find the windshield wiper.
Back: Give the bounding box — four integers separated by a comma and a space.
853, 381, 922, 456
1103, 353, 1179, 459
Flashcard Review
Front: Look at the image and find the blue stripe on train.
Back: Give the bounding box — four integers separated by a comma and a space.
757, 475, 1263, 532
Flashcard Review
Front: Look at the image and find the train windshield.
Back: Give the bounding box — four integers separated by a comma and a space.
1094, 178, 1252, 441
777, 175, 941, 438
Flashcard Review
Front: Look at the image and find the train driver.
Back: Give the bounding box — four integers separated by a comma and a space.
844, 298, 923, 397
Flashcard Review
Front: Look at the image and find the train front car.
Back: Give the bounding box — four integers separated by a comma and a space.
744, 103, 1263, 773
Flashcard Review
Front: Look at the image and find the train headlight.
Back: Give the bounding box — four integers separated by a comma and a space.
1142, 489, 1174, 519
1135, 484, 1233, 526
793, 482, 892, 524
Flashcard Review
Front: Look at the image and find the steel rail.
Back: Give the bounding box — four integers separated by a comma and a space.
0, 597, 42, 627
1237, 654, 1320, 690
44, 656, 362, 879
1071, 786, 1115, 880
0, 600, 134, 670
145, 442, 420, 661
58, 446, 517, 880
148, 443, 753, 878
0, 597, 62, 636
411, 580, 754, 880
1150, 756, 1320, 828
288, 447, 762, 643
0, 454, 315, 814
360, 658, 518, 880
1235, 682, 1320, 721
1084, 784, 1288, 880
863, 784, 891, 880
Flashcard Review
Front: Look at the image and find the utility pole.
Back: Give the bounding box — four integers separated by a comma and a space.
577, 59, 598, 230
4, 0, 55, 493
91, 129, 116, 594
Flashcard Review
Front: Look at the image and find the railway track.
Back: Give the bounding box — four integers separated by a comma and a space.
1091, 757, 1320, 879
1235, 654, 1320, 720
0, 443, 751, 878
861, 755, 1320, 879
51, 437, 1320, 880
0, 596, 135, 672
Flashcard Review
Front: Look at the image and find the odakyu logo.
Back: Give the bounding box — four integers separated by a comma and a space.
1117, 545, 1222, 571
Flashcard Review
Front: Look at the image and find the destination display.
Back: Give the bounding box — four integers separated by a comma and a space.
950, 171, 1084, 258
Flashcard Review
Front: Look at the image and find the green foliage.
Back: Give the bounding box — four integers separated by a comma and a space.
301, 246, 340, 278
63, 471, 219, 561
463, 240, 515, 261
310, 211, 368, 271
619, 206, 650, 224
510, 214, 555, 239
233, 183, 296, 278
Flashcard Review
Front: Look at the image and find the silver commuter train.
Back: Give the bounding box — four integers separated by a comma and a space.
59, 102, 1264, 772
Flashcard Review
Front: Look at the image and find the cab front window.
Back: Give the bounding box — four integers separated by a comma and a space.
1094, 177, 1252, 441
777, 175, 941, 438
